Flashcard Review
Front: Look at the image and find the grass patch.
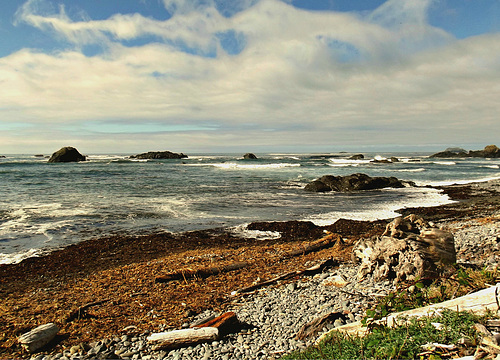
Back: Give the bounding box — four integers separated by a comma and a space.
282, 265, 500, 360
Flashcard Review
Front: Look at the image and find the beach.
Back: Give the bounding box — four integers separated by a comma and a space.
1, 179, 500, 359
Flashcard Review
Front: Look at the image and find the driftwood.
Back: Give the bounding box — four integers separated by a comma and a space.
317, 285, 500, 342
65, 298, 112, 323
296, 312, 345, 340
147, 327, 219, 350
284, 233, 341, 258
18, 323, 59, 353
194, 311, 240, 336
155, 262, 249, 283
232, 258, 336, 295
353, 215, 455, 283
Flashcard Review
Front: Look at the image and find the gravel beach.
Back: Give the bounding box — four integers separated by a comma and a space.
1, 180, 499, 360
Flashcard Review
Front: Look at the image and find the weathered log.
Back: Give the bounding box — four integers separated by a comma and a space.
285, 233, 341, 258
317, 285, 500, 342
155, 262, 249, 283
18, 323, 59, 353
147, 327, 219, 350
194, 311, 240, 336
353, 215, 455, 283
296, 312, 345, 340
65, 298, 112, 323
232, 258, 336, 295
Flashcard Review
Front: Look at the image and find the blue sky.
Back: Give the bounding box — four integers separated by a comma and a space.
1, 0, 499, 154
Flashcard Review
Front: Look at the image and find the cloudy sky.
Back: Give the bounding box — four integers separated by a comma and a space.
1, 0, 499, 154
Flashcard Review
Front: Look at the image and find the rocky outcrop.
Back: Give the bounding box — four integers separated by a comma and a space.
430, 145, 500, 158
243, 153, 258, 159
348, 154, 364, 160
48, 147, 86, 163
304, 173, 414, 192
130, 151, 187, 160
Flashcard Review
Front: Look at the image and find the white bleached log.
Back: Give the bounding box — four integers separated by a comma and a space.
317, 285, 500, 342
18, 323, 59, 353
147, 327, 219, 350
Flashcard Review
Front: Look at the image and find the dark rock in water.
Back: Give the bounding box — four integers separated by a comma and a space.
243, 153, 258, 159
371, 157, 399, 164
130, 151, 187, 160
304, 173, 414, 192
430, 145, 500, 158
0, 155, 6, 158
348, 154, 364, 160
34, 154, 45, 158
48, 147, 86, 163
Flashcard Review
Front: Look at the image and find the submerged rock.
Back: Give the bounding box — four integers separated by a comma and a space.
48, 147, 86, 163
130, 151, 187, 159
304, 173, 414, 192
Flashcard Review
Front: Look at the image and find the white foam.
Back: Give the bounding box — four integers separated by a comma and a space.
206, 163, 301, 170
230, 224, 282, 240
433, 161, 456, 166
394, 168, 426, 172
425, 174, 500, 187
303, 187, 455, 226
483, 165, 499, 169
0, 248, 48, 265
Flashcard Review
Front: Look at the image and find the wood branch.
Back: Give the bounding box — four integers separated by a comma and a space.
317, 285, 500, 342
147, 327, 219, 350
284, 233, 341, 258
64, 299, 112, 323
155, 262, 249, 283
194, 312, 240, 336
18, 323, 59, 353
232, 258, 336, 295
296, 312, 344, 340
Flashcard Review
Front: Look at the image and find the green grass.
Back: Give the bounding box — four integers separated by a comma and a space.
282, 309, 483, 360
282, 265, 500, 360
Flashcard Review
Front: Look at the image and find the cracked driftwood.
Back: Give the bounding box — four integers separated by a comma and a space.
353, 215, 456, 283
147, 327, 219, 350
18, 323, 59, 353
316, 284, 500, 343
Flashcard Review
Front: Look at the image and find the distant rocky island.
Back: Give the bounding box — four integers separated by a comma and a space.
48, 147, 86, 163
130, 151, 188, 160
430, 145, 500, 158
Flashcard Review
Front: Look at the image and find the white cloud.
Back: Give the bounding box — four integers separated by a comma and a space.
1, 0, 500, 153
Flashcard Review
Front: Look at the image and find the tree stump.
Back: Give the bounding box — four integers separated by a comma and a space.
353, 215, 456, 283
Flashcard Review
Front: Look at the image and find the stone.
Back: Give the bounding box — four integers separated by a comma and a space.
348, 154, 364, 160
243, 153, 258, 159
130, 151, 187, 160
18, 323, 59, 353
430, 145, 500, 158
48, 147, 86, 163
305, 173, 414, 192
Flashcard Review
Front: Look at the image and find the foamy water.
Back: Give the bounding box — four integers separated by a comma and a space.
1, 152, 499, 263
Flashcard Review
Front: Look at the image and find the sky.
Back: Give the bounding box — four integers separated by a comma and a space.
0, 0, 499, 154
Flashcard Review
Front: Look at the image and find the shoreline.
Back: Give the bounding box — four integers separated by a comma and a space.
1, 180, 499, 359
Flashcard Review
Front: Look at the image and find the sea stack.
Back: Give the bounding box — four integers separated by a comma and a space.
48, 147, 86, 163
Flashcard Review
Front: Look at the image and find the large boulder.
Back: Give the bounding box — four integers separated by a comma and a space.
243, 153, 258, 159
48, 147, 86, 163
304, 173, 414, 192
130, 151, 187, 160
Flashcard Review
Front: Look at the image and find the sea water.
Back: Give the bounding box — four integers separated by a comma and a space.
1, 152, 499, 264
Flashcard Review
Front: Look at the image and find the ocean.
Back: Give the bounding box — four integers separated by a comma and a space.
1, 152, 499, 264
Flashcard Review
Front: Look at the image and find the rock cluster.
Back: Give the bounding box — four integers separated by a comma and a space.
430, 145, 500, 158
130, 151, 187, 160
243, 153, 258, 159
304, 173, 414, 192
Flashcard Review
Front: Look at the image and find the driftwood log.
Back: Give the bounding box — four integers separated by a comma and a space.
194, 312, 240, 336
284, 233, 341, 258
353, 215, 455, 283
18, 323, 59, 353
232, 258, 336, 295
64, 298, 112, 323
155, 262, 249, 283
147, 327, 219, 350
317, 284, 500, 342
296, 312, 345, 340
